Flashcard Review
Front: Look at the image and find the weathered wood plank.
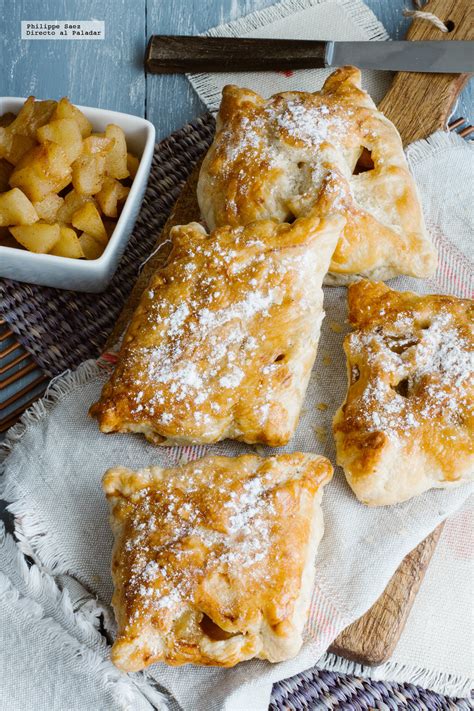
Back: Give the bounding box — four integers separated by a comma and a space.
379, 0, 473, 144
1, 0, 146, 117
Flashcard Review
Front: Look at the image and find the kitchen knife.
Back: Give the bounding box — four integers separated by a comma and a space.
145, 36, 474, 75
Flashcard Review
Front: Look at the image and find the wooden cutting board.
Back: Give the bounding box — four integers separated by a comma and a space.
108, 0, 472, 667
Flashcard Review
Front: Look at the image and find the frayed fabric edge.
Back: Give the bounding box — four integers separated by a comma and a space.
0, 361, 174, 709
0, 360, 106, 580
317, 651, 474, 699
406, 129, 473, 168
187, 0, 389, 111
0, 525, 170, 711
0, 523, 109, 653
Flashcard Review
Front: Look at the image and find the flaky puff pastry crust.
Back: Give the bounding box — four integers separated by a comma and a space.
197, 66, 436, 284
90, 211, 344, 446
104, 453, 333, 670
333, 280, 473, 506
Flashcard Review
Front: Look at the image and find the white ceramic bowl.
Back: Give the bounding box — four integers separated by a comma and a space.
0, 97, 155, 292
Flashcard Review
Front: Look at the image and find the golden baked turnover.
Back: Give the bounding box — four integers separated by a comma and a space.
197, 66, 436, 284
333, 280, 473, 505
104, 453, 333, 669
90, 211, 344, 446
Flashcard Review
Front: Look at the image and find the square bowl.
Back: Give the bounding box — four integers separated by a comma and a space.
0, 97, 155, 292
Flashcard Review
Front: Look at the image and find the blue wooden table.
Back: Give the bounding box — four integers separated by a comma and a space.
0, 0, 472, 429
1, 0, 472, 140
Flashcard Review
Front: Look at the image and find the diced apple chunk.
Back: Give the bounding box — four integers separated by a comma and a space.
10, 142, 72, 202
37, 118, 83, 163
72, 201, 107, 243
82, 135, 114, 155
96, 176, 130, 217
0, 129, 37, 165
52, 98, 92, 138
9, 222, 60, 253
33, 193, 64, 223
79, 232, 104, 259
49, 225, 84, 258
0, 188, 39, 226
0, 98, 57, 165
7, 97, 57, 138
104, 124, 129, 179
56, 190, 94, 223
71, 154, 106, 195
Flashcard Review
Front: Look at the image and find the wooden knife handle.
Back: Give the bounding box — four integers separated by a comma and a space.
379, 0, 473, 144
145, 36, 327, 74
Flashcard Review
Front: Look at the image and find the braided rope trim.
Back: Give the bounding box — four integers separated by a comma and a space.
403, 8, 449, 32
403, 0, 450, 32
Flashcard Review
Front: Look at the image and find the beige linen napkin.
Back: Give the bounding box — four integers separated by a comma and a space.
1, 128, 472, 710
0, 523, 169, 711
343, 496, 474, 697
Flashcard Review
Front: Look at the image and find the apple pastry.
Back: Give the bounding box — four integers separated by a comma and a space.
90, 211, 344, 446
197, 66, 436, 284
333, 280, 473, 505
104, 452, 333, 670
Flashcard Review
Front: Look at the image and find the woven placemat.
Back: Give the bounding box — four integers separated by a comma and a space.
271, 669, 471, 710
0, 114, 469, 710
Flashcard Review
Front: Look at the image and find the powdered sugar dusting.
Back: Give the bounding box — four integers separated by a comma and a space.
128, 285, 277, 413
223, 113, 268, 165
112, 221, 321, 440
203, 79, 428, 254
223, 97, 350, 166
214, 92, 356, 223
120, 463, 278, 621
273, 99, 349, 149
348, 307, 473, 441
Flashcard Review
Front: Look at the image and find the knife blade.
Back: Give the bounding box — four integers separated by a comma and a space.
145, 36, 474, 75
